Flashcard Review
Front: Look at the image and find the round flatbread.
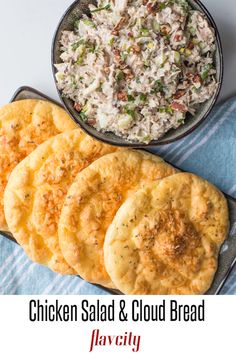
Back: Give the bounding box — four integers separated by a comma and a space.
104, 173, 229, 295
4, 129, 118, 275
58, 150, 177, 286
0, 99, 77, 231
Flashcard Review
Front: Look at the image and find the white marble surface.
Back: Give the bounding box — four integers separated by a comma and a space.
0, 0, 235, 105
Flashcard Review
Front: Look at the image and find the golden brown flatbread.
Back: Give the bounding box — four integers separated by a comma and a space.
104, 173, 229, 294
0, 99, 76, 230
58, 150, 177, 286
4, 129, 118, 274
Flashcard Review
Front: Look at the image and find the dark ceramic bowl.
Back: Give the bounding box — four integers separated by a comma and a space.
52, 0, 223, 147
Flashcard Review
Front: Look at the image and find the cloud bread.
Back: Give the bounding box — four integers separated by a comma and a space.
4, 129, 118, 275
58, 150, 177, 287
104, 173, 229, 295
0, 99, 77, 231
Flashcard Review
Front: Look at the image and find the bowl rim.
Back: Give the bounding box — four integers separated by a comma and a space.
51, 0, 224, 147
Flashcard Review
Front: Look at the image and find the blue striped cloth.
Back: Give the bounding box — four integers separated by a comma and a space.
0, 96, 236, 295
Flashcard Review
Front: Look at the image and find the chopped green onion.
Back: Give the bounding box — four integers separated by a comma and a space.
91, 4, 111, 13
143, 135, 151, 142
139, 28, 149, 36
174, 51, 181, 64
128, 95, 135, 102
178, 0, 189, 12
189, 26, 196, 35
76, 58, 84, 65
71, 39, 85, 51
71, 79, 78, 89
82, 19, 96, 28
116, 71, 125, 82
201, 64, 213, 80
79, 112, 87, 121
121, 52, 128, 61
81, 104, 88, 113
140, 93, 147, 102
154, 80, 165, 93
124, 105, 136, 118
88, 43, 96, 53
192, 86, 201, 92
165, 106, 174, 114
158, 1, 174, 11
109, 37, 115, 46
159, 2, 167, 10
159, 107, 173, 114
